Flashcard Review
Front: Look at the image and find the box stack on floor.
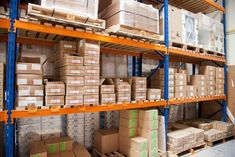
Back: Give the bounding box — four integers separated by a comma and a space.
55, 41, 84, 107
78, 39, 100, 106
45, 81, 65, 107
114, 78, 131, 103
0, 63, 4, 110
16, 57, 44, 109
129, 77, 147, 101
100, 78, 116, 104
215, 67, 224, 95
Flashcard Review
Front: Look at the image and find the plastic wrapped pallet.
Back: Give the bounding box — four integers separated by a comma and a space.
41, 0, 98, 19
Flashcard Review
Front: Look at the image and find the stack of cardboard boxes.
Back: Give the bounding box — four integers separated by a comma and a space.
0, 63, 4, 109
190, 75, 207, 97
146, 89, 161, 101
215, 67, 224, 95
212, 121, 234, 138
45, 82, 65, 106
100, 78, 116, 104
16, 57, 44, 108
174, 73, 187, 98
129, 77, 147, 101
78, 39, 100, 106
138, 109, 158, 157
114, 78, 131, 103
119, 110, 138, 155
199, 66, 216, 96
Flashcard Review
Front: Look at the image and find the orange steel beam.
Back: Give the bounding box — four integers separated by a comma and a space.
203, 0, 225, 13
14, 20, 166, 52
168, 95, 226, 105
11, 101, 166, 119
0, 18, 10, 30
0, 111, 8, 122
168, 48, 226, 63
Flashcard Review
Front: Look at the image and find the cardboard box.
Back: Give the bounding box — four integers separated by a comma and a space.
204, 129, 221, 142
16, 57, 42, 74
132, 92, 146, 101
84, 76, 99, 86
197, 89, 207, 97
84, 86, 99, 94
119, 126, 138, 138
78, 39, 100, 56
84, 56, 99, 65
174, 91, 187, 98
119, 117, 138, 128
94, 129, 118, 154
216, 67, 224, 78
62, 76, 84, 86
175, 86, 187, 92
45, 96, 64, 106
17, 97, 43, 107
147, 88, 161, 100
60, 151, 75, 157
139, 109, 158, 121
60, 65, 84, 76
130, 137, 148, 151
84, 94, 99, 105
66, 85, 84, 95
114, 79, 131, 93
100, 78, 115, 94
129, 148, 148, 157
120, 110, 138, 119
116, 93, 131, 102
118, 136, 131, 155
59, 137, 73, 152
138, 128, 158, 148
139, 119, 158, 130
175, 73, 187, 81
58, 55, 83, 66
186, 85, 197, 97
30, 141, 47, 157
84, 66, 99, 75
45, 138, 60, 154
46, 82, 65, 96
18, 85, 44, 97
216, 89, 224, 95
57, 41, 77, 51
73, 143, 91, 157
65, 95, 83, 106
199, 66, 216, 75
17, 74, 43, 85
212, 121, 233, 132
175, 79, 187, 86
100, 93, 116, 104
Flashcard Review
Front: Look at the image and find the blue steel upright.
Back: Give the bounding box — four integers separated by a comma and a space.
163, 0, 169, 150
222, 0, 227, 122
5, 0, 19, 157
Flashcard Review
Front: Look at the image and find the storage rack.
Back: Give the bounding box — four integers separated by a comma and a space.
0, 0, 227, 157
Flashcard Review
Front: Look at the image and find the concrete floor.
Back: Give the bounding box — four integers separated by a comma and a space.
191, 140, 235, 157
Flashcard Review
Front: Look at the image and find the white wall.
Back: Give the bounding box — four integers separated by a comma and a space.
226, 0, 235, 65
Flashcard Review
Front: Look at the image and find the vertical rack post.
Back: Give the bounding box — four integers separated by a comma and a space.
163, 0, 169, 150
5, 0, 18, 157
222, 0, 227, 122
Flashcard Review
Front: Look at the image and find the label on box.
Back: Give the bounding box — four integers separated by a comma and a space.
71, 81, 81, 84
18, 79, 27, 84
33, 79, 42, 85
87, 89, 96, 93
87, 61, 96, 64
87, 50, 98, 55
64, 44, 72, 49
32, 64, 41, 70
87, 70, 96, 73
86, 99, 96, 103
69, 90, 80, 94
17, 64, 27, 70
19, 90, 30, 96
69, 100, 81, 103
88, 80, 96, 83
50, 89, 61, 93
71, 60, 81, 64
71, 70, 81, 74
51, 100, 61, 103
104, 98, 114, 101
35, 90, 43, 96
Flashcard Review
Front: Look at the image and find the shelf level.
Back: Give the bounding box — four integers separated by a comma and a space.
168, 95, 226, 105
0, 111, 7, 122
11, 101, 166, 119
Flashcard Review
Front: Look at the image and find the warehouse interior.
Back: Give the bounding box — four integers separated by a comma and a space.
0, 0, 235, 157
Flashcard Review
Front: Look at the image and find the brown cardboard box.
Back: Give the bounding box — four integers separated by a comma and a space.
147, 88, 161, 100
84, 94, 99, 105
216, 78, 225, 84
17, 74, 43, 85
119, 136, 131, 155
197, 89, 207, 97
119, 126, 138, 138
84, 66, 99, 75
191, 120, 213, 131
62, 76, 84, 86
17, 96, 43, 107
58, 55, 83, 66
132, 92, 146, 101
84, 56, 99, 65
216, 89, 224, 95
216, 67, 224, 78
18, 85, 44, 97
65, 95, 83, 106
45, 82, 65, 96
100, 93, 116, 104
119, 117, 138, 128
60, 151, 76, 157
204, 129, 221, 142
66, 85, 83, 95
139, 119, 158, 130
175, 86, 187, 92
30, 141, 47, 157
207, 75, 215, 81
130, 137, 148, 151
139, 109, 158, 121
59, 137, 73, 152
45, 96, 64, 106
45, 138, 60, 154
94, 129, 118, 154
190, 75, 206, 82
199, 66, 216, 75
130, 77, 147, 85
115, 83, 131, 93
78, 39, 100, 56
100, 78, 115, 94
131, 84, 147, 93
116, 93, 131, 102
58, 41, 77, 51
129, 148, 148, 157
84, 76, 99, 86
175, 73, 187, 81
174, 90, 187, 98
138, 128, 158, 149
216, 84, 223, 90
178, 69, 187, 74
16, 57, 42, 74
84, 86, 99, 94
60, 65, 84, 76
186, 85, 197, 97
73, 143, 91, 157
55, 49, 76, 58
120, 110, 138, 119
212, 121, 233, 132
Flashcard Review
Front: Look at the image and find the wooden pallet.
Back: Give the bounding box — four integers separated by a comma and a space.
27, 3, 105, 31
105, 24, 163, 43
92, 149, 126, 157
206, 135, 234, 146
199, 48, 225, 58
168, 143, 207, 157
170, 42, 199, 53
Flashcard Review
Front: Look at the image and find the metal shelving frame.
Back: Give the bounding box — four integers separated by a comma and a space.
2, 0, 227, 156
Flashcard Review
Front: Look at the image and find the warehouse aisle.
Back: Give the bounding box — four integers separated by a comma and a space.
191, 140, 235, 157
